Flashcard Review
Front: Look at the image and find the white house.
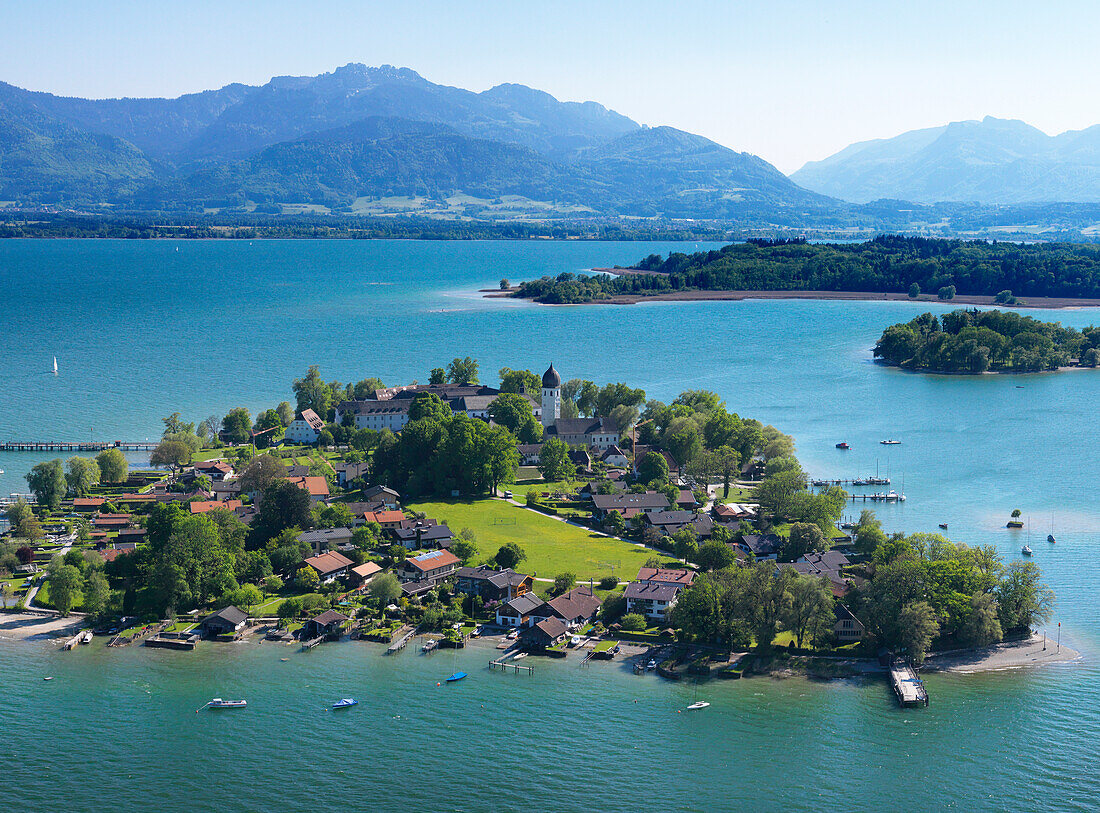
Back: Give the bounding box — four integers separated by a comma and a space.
285, 408, 325, 444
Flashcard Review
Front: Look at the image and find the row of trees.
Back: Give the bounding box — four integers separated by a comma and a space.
875, 310, 1100, 373
25, 449, 129, 509
515, 236, 1100, 303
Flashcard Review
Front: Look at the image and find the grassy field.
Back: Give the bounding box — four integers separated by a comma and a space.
719, 486, 757, 502
404, 497, 651, 580
504, 468, 578, 498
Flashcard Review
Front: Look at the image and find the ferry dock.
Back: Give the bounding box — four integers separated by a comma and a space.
889, 660, 929, 707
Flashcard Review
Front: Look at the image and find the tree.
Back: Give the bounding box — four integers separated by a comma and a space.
605, 510, 626, 537
620, 613, 647, 631
293, 366, 333, 418
495, 542, 526, 570
238, 454, 286, 494
96, 448, 129, 484
499, 278, 510, 290
16, 545, 35, 564
959, 591, 1003, 648
150, 439, 192, 471
938, 285, 957, 300
994, 289, 1017, 305
908, 282, 920, 298
553, 573, 576, 594
669, 577, 724, 640
47, 559, 83, 616
295, 565, 320, 591
782, 576, 834, 649
897, 601, 940, 664
352, 378, 384, 399
222, 407, 253, 444
65, 456, 100, 497
276, 402, 295, 426
742, 563, 792, 649
664, 418, 702, 467
369, 573, 402, 607
997, 561, 1054, 631
251, 479, 313, 544
781, 523, 827, 562
537, 437, 574, 482
447, 356, 479, 384
18, 512, 44, 542
450, 536, 478, 565
26, 459, 65, 509
636, 451, 669, 485
488, 393, 541, 442
499, 368, 540, 396
162, 412, 195, 436
262, 574, 284, 598
429, 367, 447, 385
756, 468, 808, 519
317, 429, 334, 448
408, 392, 452, 422
253, 409, 285, 448
695, 539, 736, 572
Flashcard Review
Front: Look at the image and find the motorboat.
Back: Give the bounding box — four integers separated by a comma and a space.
646, 659, 657, 670
835, 442, 850, 450
207, 698, 247, 709
513, 653, 528, 660
687, 701, 711, 710
880, 440, 901, 445
570, 635, 582, 647
445, 672, 468, 683
1022, 545, 1033, 556
1048, 534, 1056, 544
332, 698, 358, 710
421, 639, 438, 652
1007, 521, 1024, 529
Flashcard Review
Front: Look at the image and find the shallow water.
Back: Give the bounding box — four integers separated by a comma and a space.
1, 239, 1098, 811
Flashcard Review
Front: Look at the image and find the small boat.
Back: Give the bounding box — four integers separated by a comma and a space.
1047, 534, 1056, 544
207, 698, 247, 709
43, 676, 54, 681
646, 659, 657, 671
79, 629, 93, 644
445, 672, 467, 683
421, 639, 438, 653
880, 439, 901, 445
513, 652, 528, 660
835, 442, 850, 449
687, 701, 710, 710
939, 523, 948, 530
332, 698, 358, 710
1007, 521, 1024, 529
1022, 545, 1033, 556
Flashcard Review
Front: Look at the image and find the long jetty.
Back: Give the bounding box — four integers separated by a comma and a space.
1, 440, 157, 452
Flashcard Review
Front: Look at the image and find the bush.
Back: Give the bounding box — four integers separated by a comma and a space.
937, 285, 956, 300
620, 613, 647, 631
598, 576, 618, 590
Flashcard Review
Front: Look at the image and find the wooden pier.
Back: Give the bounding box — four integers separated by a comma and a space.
386, 625, 417, 654
889, 660, 929, 707
0, 440, 157, 453
301, 635, 325, 650
489, 656, 534, 674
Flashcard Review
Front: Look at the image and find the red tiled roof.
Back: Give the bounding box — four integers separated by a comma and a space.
637, 567, 696, 586
404, 549, 459, 572
363, 510, 405, 525
289, 476, 330, 497
188, 500, 242, 514
304, 551, 354, 576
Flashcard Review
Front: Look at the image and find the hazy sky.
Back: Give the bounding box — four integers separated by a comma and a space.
3, 0, 1097, 173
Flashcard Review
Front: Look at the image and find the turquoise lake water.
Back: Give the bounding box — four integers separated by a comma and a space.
1, 239, 1099, 811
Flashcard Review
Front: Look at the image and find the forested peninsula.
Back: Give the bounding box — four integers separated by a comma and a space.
873, 309, 1100, 373
512, 235, 1100, 304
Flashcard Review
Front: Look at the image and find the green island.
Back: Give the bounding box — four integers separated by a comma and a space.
512, 235, 1100, 304
1, 359, 1053, 687
874, 309, 1100, 373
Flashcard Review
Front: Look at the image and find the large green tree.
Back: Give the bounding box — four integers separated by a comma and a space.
65, 456, 100, 497
447, 356, 479, 385
537, 437, 574, 483
26, 459, 65, 509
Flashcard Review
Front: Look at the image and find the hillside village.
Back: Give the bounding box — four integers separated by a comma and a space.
1, 361, 1049, 675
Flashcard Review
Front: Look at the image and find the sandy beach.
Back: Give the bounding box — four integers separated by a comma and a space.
0, 612, 84, 642
923, 633, 1082, 673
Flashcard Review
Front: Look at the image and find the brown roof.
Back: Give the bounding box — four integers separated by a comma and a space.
403, 549, 459, 572
289, 476, 330, 497
73, 498, 106, 509
304, 551, 354, 576
351, 562, 382, 580
637, 567, 696, 586
363, 510, 405, 525
546, 587, 601, 621
299, 408, 325, 431
311, 610, 349, 626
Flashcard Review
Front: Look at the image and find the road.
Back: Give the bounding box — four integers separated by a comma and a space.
23, 530, 76, 612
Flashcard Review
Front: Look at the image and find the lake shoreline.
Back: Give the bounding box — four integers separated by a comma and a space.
484, 285, 1100, 309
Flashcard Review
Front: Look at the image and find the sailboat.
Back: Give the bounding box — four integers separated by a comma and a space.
1048, 515, 1056, 544
52, 357, 58, 375
687, 681, 710, 710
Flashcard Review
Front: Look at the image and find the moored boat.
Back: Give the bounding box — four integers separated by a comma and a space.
1007, 521, 1024, 529
332, 698, 358, 710
687, 701, 710, 710
445, 671, 467, 683
881, 439, 901, 445
1022, 545, 1033, 556
207, 698, 247, 709
939, 523, 948, 530
835, 442, 850, 449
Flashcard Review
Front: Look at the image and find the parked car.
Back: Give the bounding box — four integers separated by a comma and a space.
503, 490, 514, 499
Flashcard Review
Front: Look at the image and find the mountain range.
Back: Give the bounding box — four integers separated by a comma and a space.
0, 64, 828, 219
793, 116, 1100, 204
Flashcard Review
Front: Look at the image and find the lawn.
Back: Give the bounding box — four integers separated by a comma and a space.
719, 486, 757, 503
404, 497, 651, 580
504, 468, 579, 498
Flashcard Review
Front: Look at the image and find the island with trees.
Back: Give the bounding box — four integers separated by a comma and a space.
0, 358, 1060, 688
510, 235, 1100, 305
874, 309, 1100, 373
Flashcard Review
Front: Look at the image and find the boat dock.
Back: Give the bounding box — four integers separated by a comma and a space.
301, 635, 325, 650
889, 660, 929, 707
489, 656, 534, 674
1, 440, 158, 452
386, 625, 417, 654
61, 629, 92, 650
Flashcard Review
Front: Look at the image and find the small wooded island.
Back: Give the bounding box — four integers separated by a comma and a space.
874, 309, 1100, 373
512, 235, 1100, 304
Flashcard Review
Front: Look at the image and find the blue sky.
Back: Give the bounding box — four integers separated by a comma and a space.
3, 0, 1096, 172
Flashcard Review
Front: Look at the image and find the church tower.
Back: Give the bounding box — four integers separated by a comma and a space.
541, 363, 561, 428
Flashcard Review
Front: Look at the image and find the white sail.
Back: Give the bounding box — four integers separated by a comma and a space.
52, 357, 58, 374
